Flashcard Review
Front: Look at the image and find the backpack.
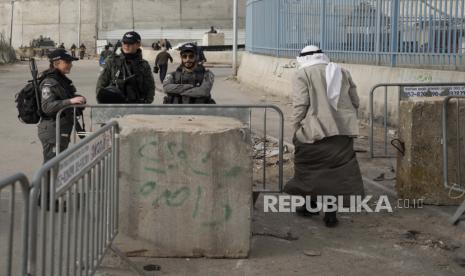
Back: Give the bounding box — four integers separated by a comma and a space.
15, 79, 43, 124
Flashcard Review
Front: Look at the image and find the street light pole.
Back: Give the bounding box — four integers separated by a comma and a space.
9, 0, 16, 46
131, 0, 135, 30
232, 0, 238, 77
78, 0, 81, 45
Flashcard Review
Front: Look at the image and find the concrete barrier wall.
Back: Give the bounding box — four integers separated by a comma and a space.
0, 0, 246, 50
237, 51, 465, 125
142, 48, 243, 66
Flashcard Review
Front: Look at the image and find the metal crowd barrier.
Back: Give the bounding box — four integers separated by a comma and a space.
28, 121, 145, 276
56, 104, 285, 194
0, 173, 30, 276
442, 96, 465, 225
369, 82, 465, 158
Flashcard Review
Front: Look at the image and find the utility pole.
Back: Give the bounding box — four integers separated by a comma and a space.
232, 0, 238, 77
78, 0, 81, 45
131, 0, 135, 30
58, 0, 61, 44
9, 0, 16, 46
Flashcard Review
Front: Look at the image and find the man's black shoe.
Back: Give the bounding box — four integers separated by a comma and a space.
323, 212, 339, 227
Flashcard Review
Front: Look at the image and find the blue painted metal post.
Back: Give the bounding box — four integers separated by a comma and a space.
276, 0, 280, 57
390, 0, 400, 66
375, 0, 382, 65
320, 0, 326, 49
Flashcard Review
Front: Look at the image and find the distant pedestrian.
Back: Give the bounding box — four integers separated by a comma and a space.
99, 45, 112, 66
161, 39, 172, 50
197, 46, 207, 65
207, 26, 218, 34
70, 44, 77, 57
58, 43, 65, 49
152, 41, 161, 50
192, 42, 206, 65
284, 45, 364, 228
154, 48, 173, 82
79, 43, 86, 59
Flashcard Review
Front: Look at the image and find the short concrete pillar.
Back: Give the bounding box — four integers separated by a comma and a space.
202, 33, 225, 46
116, 115, 252, 257
397, 98, 465, 205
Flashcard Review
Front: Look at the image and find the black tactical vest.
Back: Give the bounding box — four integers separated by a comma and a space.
165, 66, 214, 104
113, 53, 147, 103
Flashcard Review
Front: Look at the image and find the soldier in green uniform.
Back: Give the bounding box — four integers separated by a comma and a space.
38, 49, 87, 163
96, 31, 155, 104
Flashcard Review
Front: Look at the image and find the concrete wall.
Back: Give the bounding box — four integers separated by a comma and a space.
0, 0, 246, 51
237, 51, 465, 124
142, 48, 243, 65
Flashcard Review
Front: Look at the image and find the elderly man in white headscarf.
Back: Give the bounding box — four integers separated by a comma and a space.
284, 45, 365, 227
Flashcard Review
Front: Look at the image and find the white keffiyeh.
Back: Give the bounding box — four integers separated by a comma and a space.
297, 46, 343, 110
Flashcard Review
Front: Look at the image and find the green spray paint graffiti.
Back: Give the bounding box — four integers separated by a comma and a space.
140, 183, 232, 227
153, 187, 191, 207
138, 140, 244, 178
136, 139, 245, 227
139, 181, 157, 196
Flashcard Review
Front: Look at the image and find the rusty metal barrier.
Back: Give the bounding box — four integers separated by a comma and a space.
369, 82, 465, 158
442, 96, 465, 225
0, 173, 29, 276
55, 104, 285, 195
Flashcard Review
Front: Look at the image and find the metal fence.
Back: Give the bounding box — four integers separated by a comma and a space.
56, 104, 285, 196
27, 121, 131, 276
246, 0, 465, 69
442, 96, 465, 224
0, 173, 29, 276
369, 82, 465, 158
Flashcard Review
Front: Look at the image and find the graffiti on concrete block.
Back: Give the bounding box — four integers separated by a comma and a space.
136, 139, 245, 227
138, 140, 244, 178
140, 183, 232, 227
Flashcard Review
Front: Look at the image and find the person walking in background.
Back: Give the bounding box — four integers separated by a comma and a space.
154, 47, 173, 83
284, 45, 364, 228
79, 43, 86, 59
99, 45, 112, 66
152, 41, 161, 50
70, 44, 77, 57
161, 38, 172, 50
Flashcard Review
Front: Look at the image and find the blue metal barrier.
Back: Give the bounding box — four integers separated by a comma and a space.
246, 0, 465, 69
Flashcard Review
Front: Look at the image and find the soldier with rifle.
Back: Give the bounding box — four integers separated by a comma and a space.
37, 49, 86, 162
96, 31, 155, 104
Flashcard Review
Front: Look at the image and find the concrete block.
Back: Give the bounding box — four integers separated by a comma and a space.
203, 33, 225, 46
396, 98, 465, 205
117, 115, 252, 257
